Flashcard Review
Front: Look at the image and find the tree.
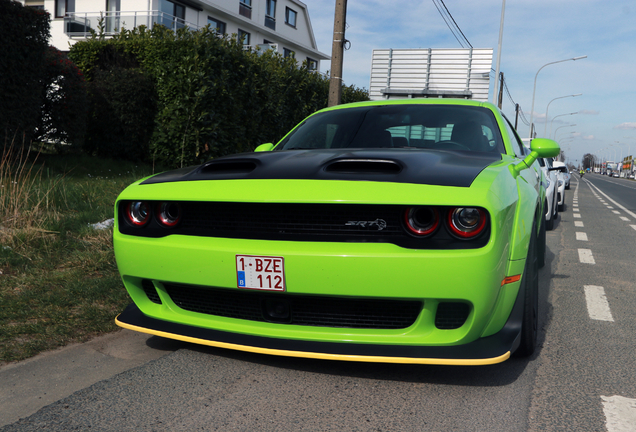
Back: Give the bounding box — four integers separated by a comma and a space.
582, 153, 596, 170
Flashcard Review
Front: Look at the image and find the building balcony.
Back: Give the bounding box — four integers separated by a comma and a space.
63, 11, 200, 38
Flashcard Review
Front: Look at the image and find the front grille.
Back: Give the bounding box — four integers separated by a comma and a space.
164, 283, 423, 329
181, 202, 404, 239
142, 279, 162, 304
119, 202, 490, 250
435, 302, 470, 329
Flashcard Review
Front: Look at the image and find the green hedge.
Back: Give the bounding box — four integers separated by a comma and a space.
69, 25, 369, 167
33, 47, 88, 150
1, 1, 87, 149
0, 0, 50, 143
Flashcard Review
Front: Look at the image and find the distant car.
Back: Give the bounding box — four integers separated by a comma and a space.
538, 158, 559, 229
552, 161, 570, 190
613, 173, 620, 178
551, 162, 567, 212
114, 99, 560, 365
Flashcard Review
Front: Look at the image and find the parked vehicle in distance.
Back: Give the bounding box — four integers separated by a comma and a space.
553, 161, 570, 190
113, 99, 560, 365
539, 158, 559, 229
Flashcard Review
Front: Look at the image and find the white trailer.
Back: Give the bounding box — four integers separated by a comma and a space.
369, 48, 493, 102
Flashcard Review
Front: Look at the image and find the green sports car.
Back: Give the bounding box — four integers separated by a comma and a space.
114, 99, 559, 365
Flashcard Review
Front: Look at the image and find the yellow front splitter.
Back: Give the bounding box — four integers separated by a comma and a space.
116, 304, 518, 366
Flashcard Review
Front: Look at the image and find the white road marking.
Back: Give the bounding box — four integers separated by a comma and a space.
620, 217, 630, 222
576, 232, 588, 241
573, 208, 580, 212
607, 206, 614, 209
612, 210, 621, 214
575, 221, 584, 227
573, 213, 582, 218
587, 182, 636, 219
631, 225, 636, 231
584, 285, 613, 321
601, 395, 636, 432
579, 249, 595, 264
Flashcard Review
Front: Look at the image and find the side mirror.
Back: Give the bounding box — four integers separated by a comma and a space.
513, 138, 560, 175
254, 143, 274, 152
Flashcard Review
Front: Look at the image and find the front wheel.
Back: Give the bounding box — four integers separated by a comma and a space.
537, 214, 546, 269
514, 221, 539, 357
545, 199, 555, 231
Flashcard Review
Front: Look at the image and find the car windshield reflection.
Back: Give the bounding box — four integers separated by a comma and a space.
276, 104, 505, 153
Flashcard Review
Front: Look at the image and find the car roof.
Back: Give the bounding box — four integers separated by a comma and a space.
320, 98, 494, 112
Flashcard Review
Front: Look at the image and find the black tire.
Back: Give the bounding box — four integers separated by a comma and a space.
558, 202, 564, 212
545, 199, 555, 231
514, 221, 539, 357
537, 214, 546, 269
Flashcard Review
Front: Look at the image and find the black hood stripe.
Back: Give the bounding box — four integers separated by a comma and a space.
141, 149, 501, 187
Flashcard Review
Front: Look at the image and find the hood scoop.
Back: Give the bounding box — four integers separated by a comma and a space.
199, 159, 258, 175
325, 159, 403, 174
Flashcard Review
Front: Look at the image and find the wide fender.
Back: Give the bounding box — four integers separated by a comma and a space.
507, 161, 541, 262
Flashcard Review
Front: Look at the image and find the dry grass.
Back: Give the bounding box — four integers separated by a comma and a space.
0, 147, 157, 364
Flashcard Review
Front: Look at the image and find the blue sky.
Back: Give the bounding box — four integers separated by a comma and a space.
306, 0, 636, 166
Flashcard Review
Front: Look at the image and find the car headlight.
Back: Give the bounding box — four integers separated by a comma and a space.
404, 206, 440, 236
157, 202, 182, 227
125, 201, 151, 227
447, 207, 488, 239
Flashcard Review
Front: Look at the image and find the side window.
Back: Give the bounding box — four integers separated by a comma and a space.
501, 114, 525, 158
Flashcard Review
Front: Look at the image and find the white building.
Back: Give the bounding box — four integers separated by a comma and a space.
19, 0, 329, 70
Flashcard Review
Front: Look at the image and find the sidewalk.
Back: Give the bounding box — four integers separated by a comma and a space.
0, 329, 182, 427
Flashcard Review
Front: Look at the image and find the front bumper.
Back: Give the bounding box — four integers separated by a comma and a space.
116, 280, 524, 365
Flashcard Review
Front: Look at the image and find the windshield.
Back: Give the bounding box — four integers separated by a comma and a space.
276, 104, 505, 153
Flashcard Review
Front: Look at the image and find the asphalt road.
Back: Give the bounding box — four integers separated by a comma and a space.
1, 175, 635, 431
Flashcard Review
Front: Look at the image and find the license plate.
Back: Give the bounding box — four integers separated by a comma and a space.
236, 255, 285, 291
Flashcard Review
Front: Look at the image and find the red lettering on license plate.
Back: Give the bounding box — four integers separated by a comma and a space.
236, 255, 285, 291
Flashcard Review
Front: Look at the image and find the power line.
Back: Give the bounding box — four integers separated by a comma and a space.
438, 0, 472, 48
489, 68, 530, 127
431, 0, 471, 48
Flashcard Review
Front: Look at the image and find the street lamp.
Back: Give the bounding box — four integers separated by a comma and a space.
553, 124, 576, 140
550, 112, 578, 138
544, 94, 582, 136
556, 132, 577, 144
614, 141, 630, 174
528, 55, 587, 139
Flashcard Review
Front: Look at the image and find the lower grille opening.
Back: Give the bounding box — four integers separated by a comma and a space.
435, 302, 470, 329
142, 279, 162, 304
164, 283, 423, 329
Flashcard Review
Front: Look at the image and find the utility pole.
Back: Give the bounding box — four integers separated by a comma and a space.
514, 103, 519, 130
328, 0, 347, 107
491, 0, 506, 106
497, 72, 504, 109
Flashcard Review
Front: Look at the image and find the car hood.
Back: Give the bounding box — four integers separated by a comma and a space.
141, 149, 502, 188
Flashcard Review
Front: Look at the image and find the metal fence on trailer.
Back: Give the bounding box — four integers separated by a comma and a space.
369, 48, 493, 102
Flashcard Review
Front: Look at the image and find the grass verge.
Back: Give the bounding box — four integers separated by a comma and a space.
0, 150, 158, 364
